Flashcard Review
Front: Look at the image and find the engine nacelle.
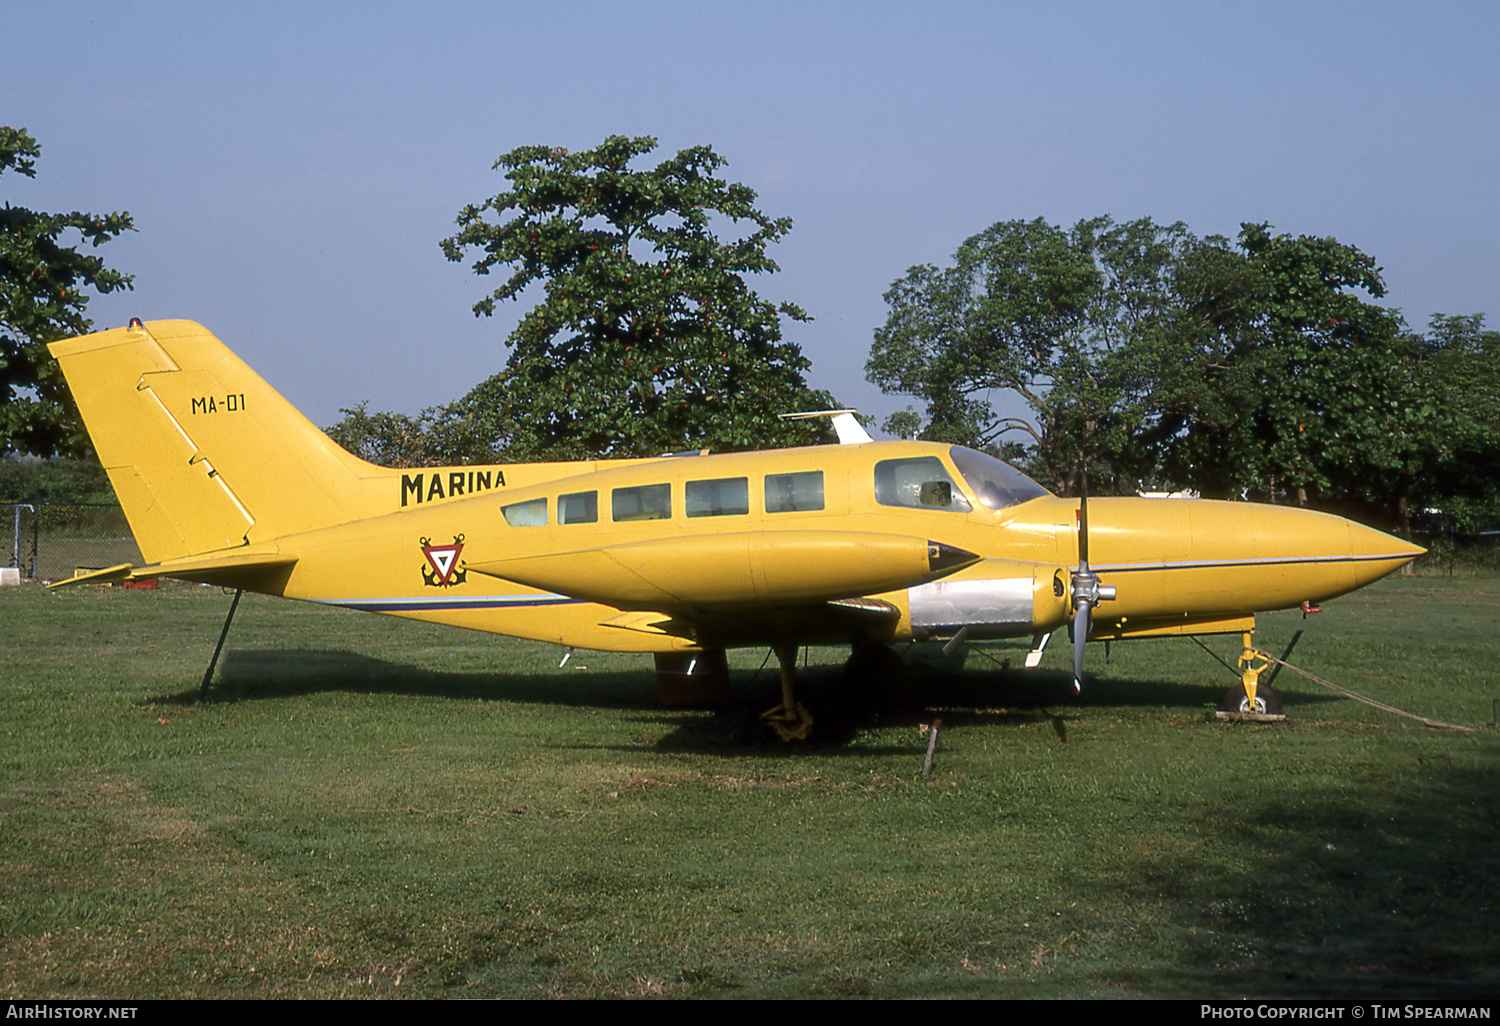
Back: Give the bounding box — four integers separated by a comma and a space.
886, 558, 1072, 642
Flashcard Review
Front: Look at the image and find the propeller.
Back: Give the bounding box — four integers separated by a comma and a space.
1069, 478, 1116, 691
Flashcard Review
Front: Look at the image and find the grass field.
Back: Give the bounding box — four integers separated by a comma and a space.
1, 572, 1496, 999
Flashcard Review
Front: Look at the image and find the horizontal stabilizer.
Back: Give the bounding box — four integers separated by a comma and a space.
54, 564, 137, 587
48, 551, 298, 590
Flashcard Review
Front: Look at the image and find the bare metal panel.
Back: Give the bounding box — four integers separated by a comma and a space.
908, 576, 1034, 639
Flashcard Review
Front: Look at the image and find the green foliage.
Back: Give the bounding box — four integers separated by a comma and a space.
1419, 313, 1500, 527
440, 136, 835, 460
323, 401, 435, 468
1151, 229, 1493, 530
1161, 223, 1415, 507
867, 216, 1208, 495
869, 216, 1498, 529
1, 126, 135, 458
323, 396, 509, 469
0, 455, 114, 504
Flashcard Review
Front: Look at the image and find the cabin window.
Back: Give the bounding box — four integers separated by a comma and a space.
501, 497, 548, 526
559, 490, 598, 525
765, 471, 824, 513
686, 477, 749, 518
949, 446, 1050, 510
873, 457, 972, 512
612, 483, 672, 522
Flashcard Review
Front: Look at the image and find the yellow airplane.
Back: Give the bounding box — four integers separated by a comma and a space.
49, 319, 1423, 738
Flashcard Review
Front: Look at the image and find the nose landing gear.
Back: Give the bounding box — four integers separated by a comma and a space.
1217, 630, 1285, 718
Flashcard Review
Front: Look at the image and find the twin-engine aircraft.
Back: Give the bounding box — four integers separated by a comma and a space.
50, 320, 1423, 738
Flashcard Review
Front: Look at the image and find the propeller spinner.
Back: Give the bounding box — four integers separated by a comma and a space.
1070, 484, 1116, 690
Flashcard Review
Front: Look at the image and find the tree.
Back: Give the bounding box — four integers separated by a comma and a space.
323, 401, 435, 468
0, 454, 113, 504
323, 397, 507, 469
1121, 223, 1408, 504
866, 216, 1199, 495
439, 135, 835, 460
1, 127, 134, 457
868, 216, 1494, 531
1414, 313, 1500, 531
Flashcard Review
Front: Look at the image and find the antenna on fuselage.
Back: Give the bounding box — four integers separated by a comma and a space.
779, 409, 873, 445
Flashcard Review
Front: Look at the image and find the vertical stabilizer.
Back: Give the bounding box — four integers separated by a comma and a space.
50, 320, 381, 562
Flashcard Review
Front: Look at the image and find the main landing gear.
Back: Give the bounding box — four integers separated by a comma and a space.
759, 640, 911, 741
760, 641, 814, 741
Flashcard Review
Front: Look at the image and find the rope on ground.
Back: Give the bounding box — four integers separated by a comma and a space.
1252, 649, 1479, 733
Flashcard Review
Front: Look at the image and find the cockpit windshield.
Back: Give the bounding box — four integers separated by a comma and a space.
949, 446, 1051, 511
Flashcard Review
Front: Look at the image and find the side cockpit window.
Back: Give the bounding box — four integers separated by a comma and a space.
948, 446, 1050, 511
502, 497, 548, 526
873, 457, 971, 512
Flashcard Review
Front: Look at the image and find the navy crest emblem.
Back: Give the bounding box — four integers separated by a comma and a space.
421, 535, 466, 587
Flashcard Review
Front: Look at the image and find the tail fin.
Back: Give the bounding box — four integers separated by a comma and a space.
50, 319, 385, 562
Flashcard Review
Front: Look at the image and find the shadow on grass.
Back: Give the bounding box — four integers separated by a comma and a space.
163, 646, 1332, 754
193, 646, 1213, 707
1122, 754, 1500, 999
1079, 670, 1346, 712
180, 648, 663, 708
178, 649, 1091, 755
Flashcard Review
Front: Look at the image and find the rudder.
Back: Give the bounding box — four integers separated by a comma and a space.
50, 319, 382, 562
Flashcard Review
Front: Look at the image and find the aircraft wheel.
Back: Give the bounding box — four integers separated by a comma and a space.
761, 701, 814, 742
1218, 682, 1283, 715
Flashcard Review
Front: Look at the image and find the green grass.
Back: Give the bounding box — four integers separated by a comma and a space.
1, 575, 1496, 998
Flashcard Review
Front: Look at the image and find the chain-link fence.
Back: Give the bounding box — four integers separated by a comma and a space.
3, 503, 142, 582
6, 503, 35, 577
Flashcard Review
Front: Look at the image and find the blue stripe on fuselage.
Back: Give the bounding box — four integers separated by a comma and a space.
309, 593, 583, 613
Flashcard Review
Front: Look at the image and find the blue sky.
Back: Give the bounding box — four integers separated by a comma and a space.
7, 1, 1498, 434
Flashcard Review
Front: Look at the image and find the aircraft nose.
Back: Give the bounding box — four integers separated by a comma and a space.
1341, 519, 1425, 588
1211, 503, 1423, 604
1081, 498, 1426, 618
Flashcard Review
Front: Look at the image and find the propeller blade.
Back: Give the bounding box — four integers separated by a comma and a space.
1072, 598, 1091, 691
1067, 471, 1113, 692
1077, 480, 1090, 568
1073, 473, 1092, 691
